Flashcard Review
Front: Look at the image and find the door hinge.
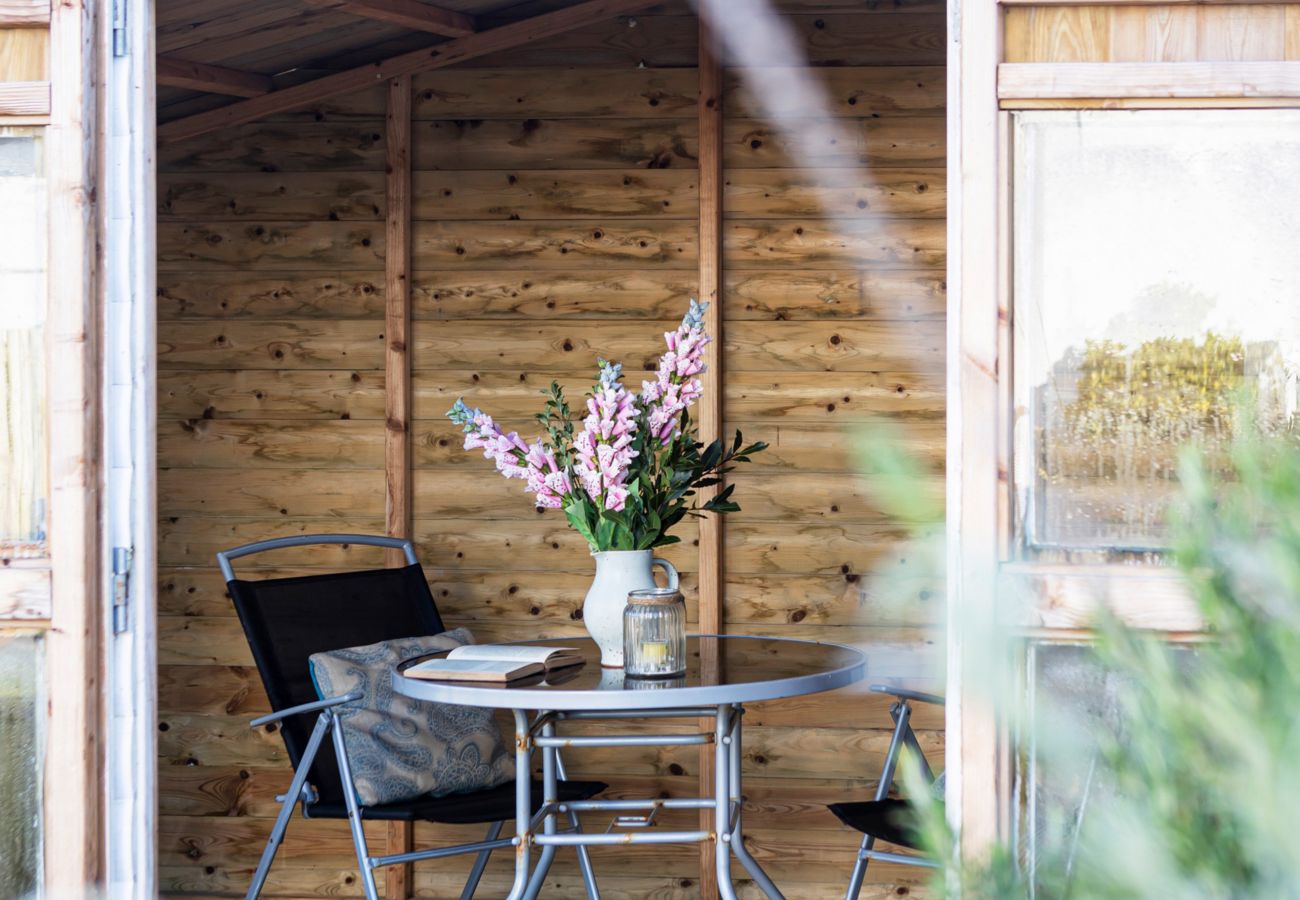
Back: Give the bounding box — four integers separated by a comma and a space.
112, 0, 128, 57
112, 546, 134, 634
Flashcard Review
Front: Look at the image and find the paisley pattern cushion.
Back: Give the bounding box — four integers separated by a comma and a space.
309, 628, 515, 807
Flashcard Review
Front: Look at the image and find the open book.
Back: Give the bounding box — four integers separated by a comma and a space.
404, 644, 585, 683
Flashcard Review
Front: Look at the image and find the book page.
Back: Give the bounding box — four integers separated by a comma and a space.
448, 644, 576, 664
404, 657, 541, 680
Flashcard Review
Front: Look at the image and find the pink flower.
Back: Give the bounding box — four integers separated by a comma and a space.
642, 299, 710, 444
574, 361, 639, 511
524, 439, 572, 509
449, 399, 567, 505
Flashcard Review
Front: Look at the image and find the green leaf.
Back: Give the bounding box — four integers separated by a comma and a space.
563, 502, 597, 549
594, 516, 616, 550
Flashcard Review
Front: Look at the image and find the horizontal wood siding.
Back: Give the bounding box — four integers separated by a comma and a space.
715, 6, 946, 898
405, 18, 705, 888
156, 87, 391, 897
156, 4, 944, 897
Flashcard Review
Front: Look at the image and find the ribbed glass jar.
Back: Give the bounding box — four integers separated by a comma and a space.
622, 587, 687, 678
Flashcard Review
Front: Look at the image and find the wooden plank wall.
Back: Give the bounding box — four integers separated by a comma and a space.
713, 1, 946, 896
155, 2, 946, 896
156, 79, 394, 896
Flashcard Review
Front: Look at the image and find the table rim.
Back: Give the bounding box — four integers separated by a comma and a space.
391, 633, 868, 711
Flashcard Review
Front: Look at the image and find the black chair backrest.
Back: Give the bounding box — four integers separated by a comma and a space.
223, 540, 445, 810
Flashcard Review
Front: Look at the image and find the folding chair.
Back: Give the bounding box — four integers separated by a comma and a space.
219, 533, 606, 900
828, 685, 945, 900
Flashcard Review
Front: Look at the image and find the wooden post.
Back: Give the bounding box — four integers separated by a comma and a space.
697, 14, 724, 899
948, 0, 1007, 864
43, 0, 102, 891
383, 73, 416, 899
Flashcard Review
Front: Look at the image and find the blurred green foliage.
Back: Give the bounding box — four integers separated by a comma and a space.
911, 435, 1300, 898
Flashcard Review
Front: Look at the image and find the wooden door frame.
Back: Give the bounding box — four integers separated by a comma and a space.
101, 0, 159, 890
44, 0, 105, 890
945, 0, 1008, 864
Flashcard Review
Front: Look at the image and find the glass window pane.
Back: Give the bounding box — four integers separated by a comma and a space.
1013, 111, 1300, 553
0, 129, 48, 557
0, 633, 43, 898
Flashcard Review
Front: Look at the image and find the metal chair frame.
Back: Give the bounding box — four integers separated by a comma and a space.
218, 533, 600, 900
845, 685, 945, 900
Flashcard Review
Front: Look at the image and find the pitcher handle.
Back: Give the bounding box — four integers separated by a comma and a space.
651, 557, 679, 591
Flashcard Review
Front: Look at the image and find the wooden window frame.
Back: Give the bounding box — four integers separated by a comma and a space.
950, 0, 1300, 868
999, 61, 1300, 101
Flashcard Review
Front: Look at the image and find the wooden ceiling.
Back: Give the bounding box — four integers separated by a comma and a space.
155, 0, 592, 122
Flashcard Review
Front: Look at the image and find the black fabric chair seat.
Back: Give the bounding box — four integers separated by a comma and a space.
307, 778, 607, 825
827, 798, 932, 850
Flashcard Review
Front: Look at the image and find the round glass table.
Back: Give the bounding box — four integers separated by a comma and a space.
393, 635, 866, 900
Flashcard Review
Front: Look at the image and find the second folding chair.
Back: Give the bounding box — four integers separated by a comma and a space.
828, 685, 945, 900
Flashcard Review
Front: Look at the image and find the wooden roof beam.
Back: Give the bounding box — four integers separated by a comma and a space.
158, 0, 663, 143
157, 56, 274, 97
304, 0, 475, 37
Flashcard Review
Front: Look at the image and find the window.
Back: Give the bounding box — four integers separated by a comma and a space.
0, 129, 48, 558
1013, 111, 1300, 555
0, 633, 43, 897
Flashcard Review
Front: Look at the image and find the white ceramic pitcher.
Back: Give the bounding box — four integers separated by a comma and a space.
582, 550, 679, 668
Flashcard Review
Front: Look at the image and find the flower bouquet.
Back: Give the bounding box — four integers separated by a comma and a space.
447, 299, 766, 665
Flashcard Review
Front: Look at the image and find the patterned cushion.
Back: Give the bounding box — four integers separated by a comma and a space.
308, 628, 515, 807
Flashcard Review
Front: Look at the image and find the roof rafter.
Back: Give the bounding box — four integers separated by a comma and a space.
157, 56, 275, 98
158, 0, 663, 143
304, 0, 475, 37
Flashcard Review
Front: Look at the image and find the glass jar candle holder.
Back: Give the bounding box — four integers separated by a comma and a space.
623, 587, 687, 678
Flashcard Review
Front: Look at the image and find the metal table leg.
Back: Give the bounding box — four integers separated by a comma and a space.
507, 709, 533, 900
507, 702, 786, 899
522, 714, 560, 899
714, 705, 740, 900
553, 750, 599, 899
726, 703, 785, 899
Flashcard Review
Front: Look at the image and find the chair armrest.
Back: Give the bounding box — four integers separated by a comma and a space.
250, 691, 363, 729
870, 684, 945, 707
